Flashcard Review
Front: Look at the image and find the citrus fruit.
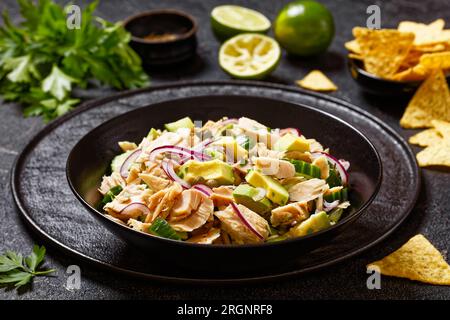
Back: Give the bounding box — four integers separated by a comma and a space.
219, 33, 281, 79
274, 0, 335, 56
211, 5, 271, 41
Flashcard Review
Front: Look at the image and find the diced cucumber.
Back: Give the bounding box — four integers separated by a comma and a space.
326, 168, 342, 187
148, 217, 181, 240
164, 117, 194, 132
328, 208, 344, 224
323, 187, 348, 202
111, 151, 131, 173
288, 159, 321, 179
101, 185, 123, 206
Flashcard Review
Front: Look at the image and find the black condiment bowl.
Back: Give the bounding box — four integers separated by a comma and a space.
123, 9, 197, 67
347, 58, 427, 96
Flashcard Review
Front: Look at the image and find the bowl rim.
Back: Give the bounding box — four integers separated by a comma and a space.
66, 95, 383, 250
122, 9, 198, 44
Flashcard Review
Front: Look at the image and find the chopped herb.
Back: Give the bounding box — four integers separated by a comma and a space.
0, 245, 55, 289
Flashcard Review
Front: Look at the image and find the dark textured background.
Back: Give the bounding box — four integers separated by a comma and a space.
0, 0, 449, 300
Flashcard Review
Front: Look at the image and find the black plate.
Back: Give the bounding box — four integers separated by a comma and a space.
11, 81, 420, 283
66, 95, 382, 273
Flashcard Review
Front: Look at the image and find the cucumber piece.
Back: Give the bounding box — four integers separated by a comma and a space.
323, 187, 348, 202
148, 217, 181, 240
328, 208, 344, 224
111, 151, 131, 173
164, 117, 194, 132
288, 160, 321, 179
326, 168, 342, 187
101, 185, 123, 206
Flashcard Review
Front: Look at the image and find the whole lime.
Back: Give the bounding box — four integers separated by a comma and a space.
274, 0, 335, 56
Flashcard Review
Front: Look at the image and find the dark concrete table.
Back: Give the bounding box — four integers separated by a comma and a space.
1, 0, 449, 300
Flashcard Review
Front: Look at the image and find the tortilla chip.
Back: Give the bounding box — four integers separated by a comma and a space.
413, 43, 447, 53
409, 128, 443, 147
391, 64, 429, 82
400, 69, 450, 128
420, 52, 450, 70
367, 234, 450, 285
431, 119, 450, 139
296, 70, 338, 92
348, 53, 363, 60
416, 142, 450, 167
344, 39, 361, 54
353, 27, 415, 78
398, 19, 448, 46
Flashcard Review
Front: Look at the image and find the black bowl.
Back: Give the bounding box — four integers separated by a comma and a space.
67, 95, 382, 274
123, 10, 197, 67
348, 58, 450, 96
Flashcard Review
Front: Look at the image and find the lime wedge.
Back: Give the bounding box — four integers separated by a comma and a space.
219, 33, 281, 80
211, 5, 271, 41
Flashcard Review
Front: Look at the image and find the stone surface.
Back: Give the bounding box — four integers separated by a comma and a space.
0, 0, 449, 299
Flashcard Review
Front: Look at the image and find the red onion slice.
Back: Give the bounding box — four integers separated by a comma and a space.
311, 152, 349, 185
339, 159, 350, 171
161, 158, 191, 189
193, 184, 213, 197
280, 128, 301, 137
323, 200, 340, 212
120, 149, 142, 178
119, 202, 150, 216
179, 138, 214, 164
230, 202, 264, 241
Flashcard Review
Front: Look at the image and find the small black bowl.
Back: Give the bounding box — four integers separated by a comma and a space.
123, 9, 197, 67
67, 95, 382, 274
348, 58, 425, 96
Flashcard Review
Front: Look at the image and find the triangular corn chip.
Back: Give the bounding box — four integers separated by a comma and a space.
400, 69, 450, 128
344, 39, 361, 54
367, 234, 450, 285
409, 128, 443, 147
432, 119, 450, 140
398, 19, 447, 46
296, 70, 337, 92
420, 52, 450, 70
353, 27, 414, 78
416, 142, 450, 167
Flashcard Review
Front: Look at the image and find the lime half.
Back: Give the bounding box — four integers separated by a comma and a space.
211, 5, 271, 41
219, 33, 281, 80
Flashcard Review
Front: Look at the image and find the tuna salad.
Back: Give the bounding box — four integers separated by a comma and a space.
98, 116, 351, 245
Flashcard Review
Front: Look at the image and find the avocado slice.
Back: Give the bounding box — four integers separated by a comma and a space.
289, 211, 331, 237
274, 133, 310, 152
164, 117, 194, 132
233, 184, 272, 215
213, 136, 248, 162
245, 170, 289, 205
179, 159, 235, 186
147, 128, 159, 140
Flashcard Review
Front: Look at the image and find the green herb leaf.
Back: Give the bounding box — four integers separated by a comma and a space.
0, 245, 55, 289
0, 0, 149, 121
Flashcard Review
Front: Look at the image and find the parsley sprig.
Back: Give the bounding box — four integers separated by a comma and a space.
0, 245, 55, 288
0, 0, 149, 122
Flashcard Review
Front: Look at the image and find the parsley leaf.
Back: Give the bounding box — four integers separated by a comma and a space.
0, 245, 55, 288
0, 0, 149, 122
